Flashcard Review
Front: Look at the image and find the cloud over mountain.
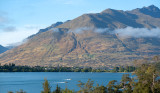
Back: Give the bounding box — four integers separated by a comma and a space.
114, 27, 160, 38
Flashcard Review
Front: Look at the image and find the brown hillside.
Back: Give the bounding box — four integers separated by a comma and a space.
0, 5, 160, 67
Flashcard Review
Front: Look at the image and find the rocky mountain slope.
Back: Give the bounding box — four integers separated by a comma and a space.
0, 5, 160, 67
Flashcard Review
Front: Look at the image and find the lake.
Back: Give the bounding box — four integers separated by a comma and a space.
0, 72, 132, 93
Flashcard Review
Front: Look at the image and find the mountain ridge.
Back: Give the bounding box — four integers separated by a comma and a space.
0, 45, 8, 54
57, 5, 160, 29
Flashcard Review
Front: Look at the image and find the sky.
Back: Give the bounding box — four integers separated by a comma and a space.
0, 0, 160, 46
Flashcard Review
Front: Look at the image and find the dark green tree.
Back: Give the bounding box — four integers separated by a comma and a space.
112, 67, 119, 72
53, 85, 61, 93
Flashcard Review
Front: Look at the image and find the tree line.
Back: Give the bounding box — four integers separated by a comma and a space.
0, 63, 136, 72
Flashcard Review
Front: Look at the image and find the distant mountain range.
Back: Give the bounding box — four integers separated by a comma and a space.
0, 45, 8, 54
0, 5, 160, 67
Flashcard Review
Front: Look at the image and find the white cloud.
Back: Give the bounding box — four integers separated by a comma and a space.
0, 25, 43, 46
69, 27, 109, 33
0, 15, 8, 23
114, 27, 160, 38
70, 27, 160, 39
0, 12, 11, 27
3, 26, 16, 32
70, 27, 91, 33
94, 28, 109, 33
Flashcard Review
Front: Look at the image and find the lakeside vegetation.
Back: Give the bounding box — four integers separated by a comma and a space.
0, 63, 135, 72
3, 56, 160, 93
7, 62, 160, 93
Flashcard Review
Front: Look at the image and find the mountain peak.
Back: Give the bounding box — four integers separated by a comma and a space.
101, 8, 114, 13
101, 8, 124, 15
138, 5, 160, 18
143, 5, 160, 11
147, 5, 159, 8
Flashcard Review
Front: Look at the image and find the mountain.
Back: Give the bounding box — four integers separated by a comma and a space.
0, 5, 160, 67
0, 45, 8, 54
27, 22, 64, 39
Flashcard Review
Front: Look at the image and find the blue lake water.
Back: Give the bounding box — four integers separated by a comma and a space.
0, 72, 132, 93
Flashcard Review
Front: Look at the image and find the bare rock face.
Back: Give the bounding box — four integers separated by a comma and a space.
0, 5, 160, 67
